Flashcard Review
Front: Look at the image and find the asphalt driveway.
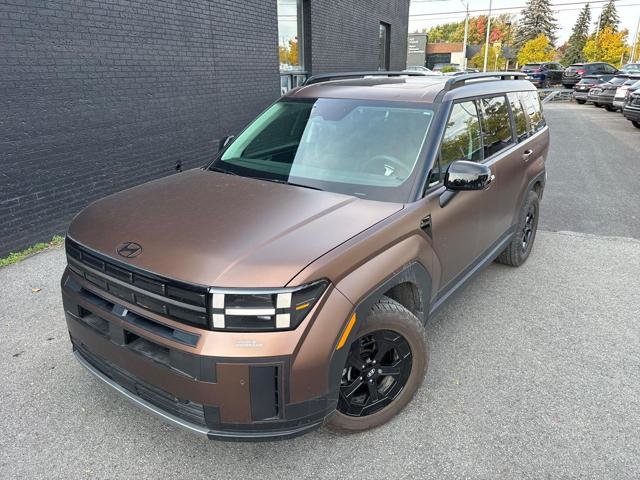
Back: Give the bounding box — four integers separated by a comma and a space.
1, 103, 640, 479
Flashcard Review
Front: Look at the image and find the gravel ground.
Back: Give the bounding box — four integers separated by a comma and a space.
1, 103, 640, 480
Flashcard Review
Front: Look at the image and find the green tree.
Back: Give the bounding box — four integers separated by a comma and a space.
562, 4, 591, 65
583, 27, 628, 66
468, 44, 507, 69
517, 34, 556, 65
597, 0, 619, 33
515, 0, 558, 47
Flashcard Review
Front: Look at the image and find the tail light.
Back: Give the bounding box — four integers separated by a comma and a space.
576, 69, 585, 75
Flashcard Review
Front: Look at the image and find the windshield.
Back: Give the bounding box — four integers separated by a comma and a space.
609, 76, 628, 86
621, 63, 640, 73
210, 99, 435, 202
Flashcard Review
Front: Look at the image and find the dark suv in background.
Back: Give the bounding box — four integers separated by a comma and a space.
587, 75, 630, 110
572, 75, 615, 104
61, 71, 548, 440
562, 62, 618, 88
522, 62, 564, 88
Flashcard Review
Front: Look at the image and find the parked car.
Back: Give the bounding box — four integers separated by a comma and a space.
572, 74, 615, 104
60, 71, 548, 439
623, 87, 640, 129
405, 65, 433, 73
562, 62, 618, 88
521, 62, 564, 88
619, 63, 640, 74
587, 75, 630, 110
613, 76, 640, 109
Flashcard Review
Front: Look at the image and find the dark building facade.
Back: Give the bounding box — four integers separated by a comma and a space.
0, 0, 410, 256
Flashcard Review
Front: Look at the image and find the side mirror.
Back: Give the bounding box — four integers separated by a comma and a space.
218, 135, 234, 152
445, 160, 493, 191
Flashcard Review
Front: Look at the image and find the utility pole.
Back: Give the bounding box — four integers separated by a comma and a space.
461, 0, 469, 70
483, 0, 493, 72
631, 16, 640, 62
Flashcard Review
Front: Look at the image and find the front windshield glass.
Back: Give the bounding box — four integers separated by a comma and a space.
210, 99, 435, 202
621, 63, 640, 73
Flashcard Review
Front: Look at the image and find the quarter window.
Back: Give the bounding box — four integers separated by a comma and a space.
478, 95, 514, 158
378, 22, 390, 70
519, 91, 545, 133
507, 92, 529, 142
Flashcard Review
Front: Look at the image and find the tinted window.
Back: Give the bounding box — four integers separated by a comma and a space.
478, 96, 514, 158
215, 99, 435, 202
507, 92, 528, 142
435, 101, 483, 181
519, 91, 545, 133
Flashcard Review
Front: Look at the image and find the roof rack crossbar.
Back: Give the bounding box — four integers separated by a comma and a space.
442, 72, 528, 92
302, 71, 430, 86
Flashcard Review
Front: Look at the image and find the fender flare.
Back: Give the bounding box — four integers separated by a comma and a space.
326, 262, 432, 405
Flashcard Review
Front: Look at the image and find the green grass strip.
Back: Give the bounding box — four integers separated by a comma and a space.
0, 235, 65, 268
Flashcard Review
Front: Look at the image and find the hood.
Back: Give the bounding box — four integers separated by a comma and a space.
68, 169, 402, 287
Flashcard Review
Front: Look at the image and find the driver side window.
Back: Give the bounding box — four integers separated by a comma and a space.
431, 101, 483, 183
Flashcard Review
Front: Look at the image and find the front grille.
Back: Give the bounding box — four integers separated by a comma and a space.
66, 238, 209, 329
74, 341, 209, 428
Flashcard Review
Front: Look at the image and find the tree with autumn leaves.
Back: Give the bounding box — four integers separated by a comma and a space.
583, 27, 629, 66
517, 34, 556, 65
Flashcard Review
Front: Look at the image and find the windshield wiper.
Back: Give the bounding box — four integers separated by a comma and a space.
210, 165, 239, 176
254, 177, 323, 191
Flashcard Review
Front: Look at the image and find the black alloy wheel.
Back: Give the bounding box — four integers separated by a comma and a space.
521, 203, 536, 254
338, 329, 412, 417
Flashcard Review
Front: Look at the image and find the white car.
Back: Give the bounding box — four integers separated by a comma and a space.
613, 78, 640, 109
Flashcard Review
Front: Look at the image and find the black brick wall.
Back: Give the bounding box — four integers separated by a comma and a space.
309, 0, 410, 73
0, 0, 410, 257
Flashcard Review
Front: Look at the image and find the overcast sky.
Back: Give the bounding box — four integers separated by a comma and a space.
409, 0, 640, 45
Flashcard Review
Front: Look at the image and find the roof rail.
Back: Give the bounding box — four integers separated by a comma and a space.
442, 72, 528, 91
303, 71, 430, 86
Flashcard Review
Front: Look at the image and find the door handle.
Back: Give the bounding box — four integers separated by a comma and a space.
522, 149, 534, 162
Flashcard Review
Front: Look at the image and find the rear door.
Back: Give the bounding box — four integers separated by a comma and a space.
498, 91, 548, 228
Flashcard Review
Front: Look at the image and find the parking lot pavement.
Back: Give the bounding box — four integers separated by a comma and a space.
2, 104, 640, 480
540, 102, 640, 240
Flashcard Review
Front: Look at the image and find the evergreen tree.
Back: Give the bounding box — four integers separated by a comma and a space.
562, 4, 591, 65
515, 0, 559, 47
596, 0, 620, 33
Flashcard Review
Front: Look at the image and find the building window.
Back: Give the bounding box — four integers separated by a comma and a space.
378, 22, 390, 70
278, 0, 304, 72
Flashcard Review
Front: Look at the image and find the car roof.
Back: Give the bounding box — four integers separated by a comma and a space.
285, 75, 536, 104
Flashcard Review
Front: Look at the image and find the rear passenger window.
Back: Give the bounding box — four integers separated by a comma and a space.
507, 92, 528, 142
477, 95, 514, 158
519, 91, 546, 133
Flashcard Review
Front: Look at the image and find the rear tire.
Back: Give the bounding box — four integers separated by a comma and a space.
576, 99, 586, 104
496, 190, 540, 267
594, 102, 603, 108
326, 297, 428, 433
604, 105, 616, 112
632, 121, 640, 129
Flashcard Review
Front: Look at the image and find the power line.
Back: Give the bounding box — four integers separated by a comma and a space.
409, 0, 635, 16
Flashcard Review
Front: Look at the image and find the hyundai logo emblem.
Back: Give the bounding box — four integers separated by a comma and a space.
116, 242, 142, 258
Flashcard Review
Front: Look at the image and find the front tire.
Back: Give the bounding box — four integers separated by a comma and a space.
496, 190, 540, 267
594, 102, 603, 108
575, 99, 586, 104
326, 297, 428, 433
632, 120, 640, 129
604, 105, 616, 112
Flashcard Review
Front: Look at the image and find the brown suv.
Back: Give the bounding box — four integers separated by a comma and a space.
61, 71, 548, 440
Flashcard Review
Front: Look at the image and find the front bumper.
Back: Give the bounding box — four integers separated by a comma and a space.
62, 266, 355, 440
563, 77, 579, 86
573, 90, 590, 101
588, 93, 615, 105
623, 104, 640, 121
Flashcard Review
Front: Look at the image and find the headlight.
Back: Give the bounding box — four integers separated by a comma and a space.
209, 280, 328, 331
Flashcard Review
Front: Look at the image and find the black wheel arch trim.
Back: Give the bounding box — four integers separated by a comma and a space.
327, 262, 431, 407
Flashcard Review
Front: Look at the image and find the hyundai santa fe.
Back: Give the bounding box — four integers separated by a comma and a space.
61, 71, 549, 440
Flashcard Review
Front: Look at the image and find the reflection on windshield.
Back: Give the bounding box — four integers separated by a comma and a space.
211, 99, 434, 202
